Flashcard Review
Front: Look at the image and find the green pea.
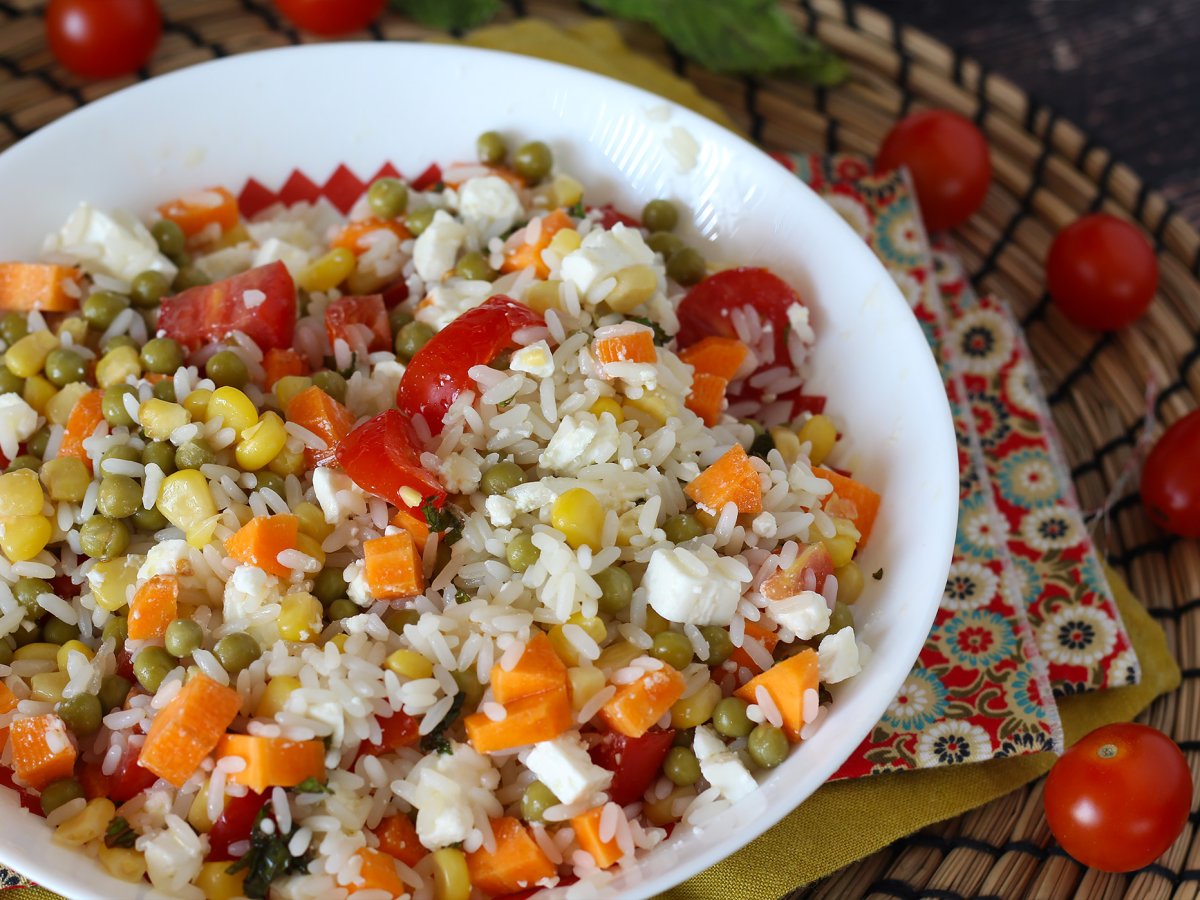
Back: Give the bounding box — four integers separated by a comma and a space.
0, 312, 28, 346
326, 598, 359, 621
646, 232, 684, 259
254, 471, 285, 497
313, 568, 347, 607
311, 370, 347, 404
505, 533, 540, 574
513, 141, 553, 184
699, 626, 734, 666
102, 385, 139, 428
663, 513, 704, 544
452, 669, 483, 711
41, 617, 77, 645
205, 350, 248, 388
164, 618, 203, 658
389, 306, 414, 336
102, 444, 140, 465
11, 579, 46, 615
367, 178, 409, 220
213, 632, 261, 675
395, 321, 435, 363
152, 379, 177, 402
44, 348, 86, 387
131, 503, 169, 532
477, 131, 507, 165
0, 364, 24, 395
642, 199, 679, 233
151, 220, 186, 258
133, 646, 176, 692
39, 778, 84, 816
141, 440, 177, 474
173, 265, 210, 291
0, 641, 13, 666
594, 566, 633, 614
79, 515, 130, 560
651, 631, 693, 671
130, 270, 172, 309
102, 335, 139, 355
481, 461, 525, 496
520, 781, 559, 823
98, 475, 140, 519
454, 251, 496, 282
406, 207, 436, 237
6, 455, 40, 473
712, 697, 753, 738
25, 427, 50, 459
141, 337, 184, 375
826, 601, 854, 636
664, 746, 701, 786
101, 616, 128, 646
747, 723, 789, 769
383, 607, 419, 634
666, 247, 707, 286
56, 693, 102, 738
175, 440, 215, 470
98, 674, 132, 712
81, 290, 130, 330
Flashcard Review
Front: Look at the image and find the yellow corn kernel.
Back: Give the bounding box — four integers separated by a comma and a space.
670, 680, 722, 729
235, 411, 288, 471
89, 556, 142, 612
328, 633, 349, 652
139, 399, 190, 441
187, 782, 219, 833
0, 514, 52, 562
796, 414, 837, 466
206, 387, 257, 436
273, 375, 313, 412
157, 469, 217, 546
195, 861, 247, 900
298, 248, 356, 293
550, 487, 604, 551
294, 501, 332, 541
548, 624, 581, 666
15, 642, 61, 662
40, 457, 90, 503
268, 443, 306, 477
431, 848, 470, 900
94, 345, 141, 387
0, 469, 44, 516
645, 786, 694, 826
615, 508, 642, 547
56, 317, 88, 344
45, 381, 92, 426
596, 640, 642, 673
183, 388, 213, 419
605, 265, 658, 313
589, 397, 624, 423
834, 560, 864, 605
277, 591, 323, 643
345, 265, 388, 295
255, 675, 302, 718
548, 228, 582, 256
833, 515, 862, 543
30, 671, 69, 702
567, 665, 606, 712
4, 330, 58, 378
769, 426, 802, 466
57, 640, 94, 672
212, 222, 251, 250
626, 387, 676, 425
550, 174, 584, 208
295, 533, 326, 570
567, 612, 607, 643
53, 797, 115, 847
22, 375, 56, 415
525, 280, 562, 314
385, 649, 434, 680
822, 533, 857, 569
644, 607, 671, 636
97, 845, 147, 883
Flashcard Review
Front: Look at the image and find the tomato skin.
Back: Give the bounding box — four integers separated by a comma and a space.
677, 267, 802, 362
336, 408, 446, 510
357, 710, 420, 760
1047, 213, 1158, 330
207, 790, 269, 861
110, 745, 160, 803
875, 110, 991, 232
158, 261, 296, 353
396, 295, 544, 436
273, 0, 384, 35
1043, 723, 1191, 872
45, 0, 161, 80
1141, 409, 1200, 537
325, 294, 391, 354
588, 729, 676, 806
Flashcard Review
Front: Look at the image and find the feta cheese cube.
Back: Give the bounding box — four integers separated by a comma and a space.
524, 734, 613, 804
509, 482, 557, 513
347, 565, 372, 608
142, 817, 204, 896
818, 626, 861, 684
412, 210, 468, 283
644, 545, 751, 626
223, 565, 282, 645
457, 175, 524, 243
693, 725, 756, 802
44, 203, 177, 285
410, 743, 499, 850
539, 413, 620, 475
416, 279, 492, 331
510, 340, 555, 378
0, 394, 38, 461
765, 590, 830, 641
313, 467, 366, 525
252, 238, 311, 278
484, 495, 517, 528
560, 223, 655, 301
136, 539, 192, 582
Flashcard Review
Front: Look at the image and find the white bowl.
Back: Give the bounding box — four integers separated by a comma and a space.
0, 43, 957, 900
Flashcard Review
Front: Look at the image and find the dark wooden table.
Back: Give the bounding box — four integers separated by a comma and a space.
885, 0, 1200, 224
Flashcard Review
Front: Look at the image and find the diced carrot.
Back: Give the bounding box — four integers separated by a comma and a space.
465, 817, 557, 897
464, 685, 572, 754
331, 218, 412, 256
571, 805, 624, 869
734, 649, 818, 742
812, 467, 881, 547
501, 209, 572, 279
79, 758, 110, 800
0, 263, 81, 312
729, 619, 781, 675
390, 507, 431, 547
224, 514, 299, 579
10, 714, 76, 790
678, 336, 749, 380
685, 372, 728, 426
348, 847, 407, 897
158, 186, 240, 239
127, 575, 180, 641
59, 389, 104, 466
684, 443, 763, 515
593, 328, 656, 366
140, 674, 243, 788
262, 347, 309, 389
216, 734, 325, 793
760, 542, 834, 601
285, 385, 357, 466
489, 632, 567, 704
373, 814, 427, 868
598, 665, 686, 738
363, 531, 424, 600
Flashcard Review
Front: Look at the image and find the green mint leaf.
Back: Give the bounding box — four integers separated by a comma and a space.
104, 817, 136, 849
628, 316, 670, 346
395, 0, 501, 31
569, 200, 587, 219
293, 776, 330, 794
420, 691, 467, 754
227, 810, 311, 899
420, 498, 464, 544
748, 431, 775, 460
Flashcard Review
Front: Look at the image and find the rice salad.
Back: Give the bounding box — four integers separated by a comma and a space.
0, 131, 879, 900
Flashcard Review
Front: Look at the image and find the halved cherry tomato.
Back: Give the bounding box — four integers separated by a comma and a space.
336, 408, 446, 510
592, 204, 640, 230
273, 0, 383, 35
110, 744, 159, 802
395, 295, 543, 435
357, 710, 421, 760
588, 729, 676, 806
326, 294, 391, 354
158, 261, 296, 352
677, 268, 802, 362
1047, 213, 1158, 331
45, 0, 162, 80
410, 164, 443, 192
207, 790, 269, 861
1141, 408, 1200, 537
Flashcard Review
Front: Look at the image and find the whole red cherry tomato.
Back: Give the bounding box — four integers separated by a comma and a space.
273, 0, 385, 36
1043, 723, 1191, 872
875, 109, 991, 232
44, 0, 162, 80
1047, 213, 1158, 330
1141, 408, 1200, 537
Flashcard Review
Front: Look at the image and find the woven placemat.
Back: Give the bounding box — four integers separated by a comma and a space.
1, 1, 1198, 897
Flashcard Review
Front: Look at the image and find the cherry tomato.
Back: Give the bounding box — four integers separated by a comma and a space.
325, 294, 391, 354
395, 295, 544, 435
109, 744, 159, 802
45, 0, 162, 80
158, 261, 296, 353
593, 204, 640, 231
1047, 213, 1158, 330
588, 729, 676, 806
274, 0, 384, 36
207, 790, 269, 861
1043, 723, 1191, 872
1141, 408, 1200, 537
875, 110, 991, 232
357, 710, 420, 760
677, 268, 802, 361
336, 408, 446, 511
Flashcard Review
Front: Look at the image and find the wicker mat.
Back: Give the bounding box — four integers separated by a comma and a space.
1, 1, 1198, 898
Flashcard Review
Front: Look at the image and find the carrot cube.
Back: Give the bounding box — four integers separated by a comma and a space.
489, 632, 567, 704
390, 506, 431, 547
331, 218, 412, 256
502, 209, 572, 279
158, 186, 240, 239
593, 328, 657, 366
465, 817, 557, 896
685, 372, 728, 426
813, 466, 881, 547
373, 814, 427, 868
127, 575, 180, 641
348, 847, 407, 896
571, 805, 624, 869
140, 674, 243, 788
678, 336, 748, 380
224, 514, 299, 578
58, 390, 104, 466
684, 443, 763, 515
286, 385, 357, 466
735, 648, 819, 741
0, 263, 81, 313
598, 665, 686, 738
363, 531, 424, 600
464, 686, 572, 754
216, 734, 326, 793
262, 348, 309, 389
10, 714, 76, 790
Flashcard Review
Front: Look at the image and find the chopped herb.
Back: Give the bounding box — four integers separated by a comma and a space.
337, 353, 358, 380
748, 431, 775, 460
421, 498, 464, 545
293, 776, 330, 794
501, 221, 526, 240
872, 568, 884, 581
420, 690, 466, 754
569, 200, 586, 219
498, 397, 513, 410
104, 817, 136, 849
455, 589, 471, 604
629, 315, 670, 346
228, 808, 312, 899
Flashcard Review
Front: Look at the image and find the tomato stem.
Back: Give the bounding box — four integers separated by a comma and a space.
1098, 743, 1118, 759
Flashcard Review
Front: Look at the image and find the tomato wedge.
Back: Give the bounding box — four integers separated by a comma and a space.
110, 744, 159, 802
588, 729, 676, 806
326, 294, 391, 354
677, 268, 803, 361
395, 295, 543, 435
357, 710, 421, 760
207, 789, 269, 861
158, 261, 296, 352
592, 204, 640, 230
336, 408, 446, 510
